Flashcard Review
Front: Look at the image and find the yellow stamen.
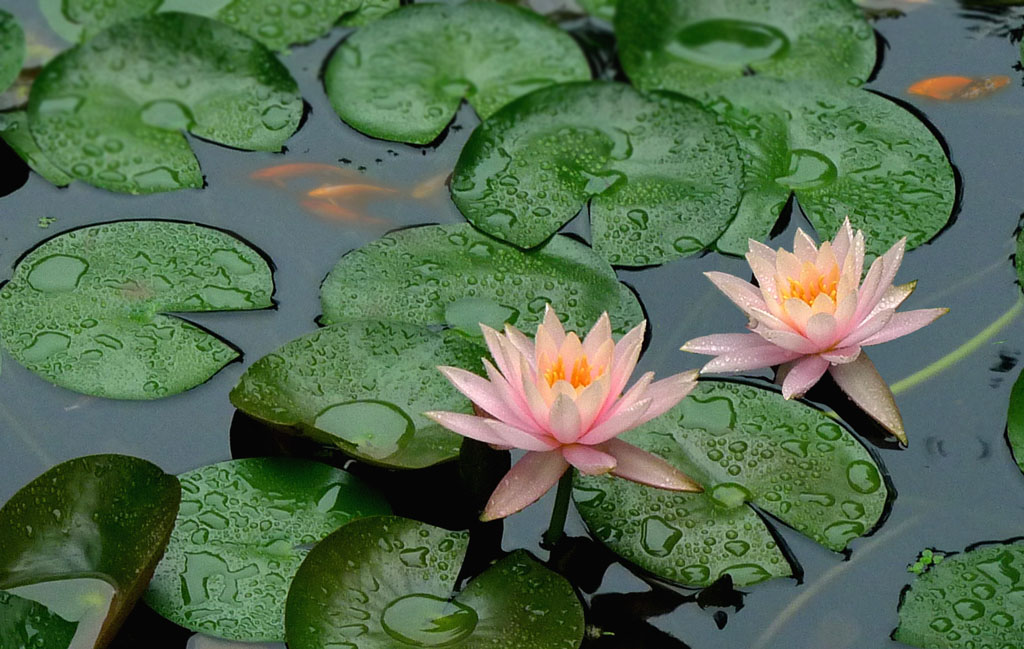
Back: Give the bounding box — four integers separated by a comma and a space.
544, 355, 594, 389
781, 261, 838, 306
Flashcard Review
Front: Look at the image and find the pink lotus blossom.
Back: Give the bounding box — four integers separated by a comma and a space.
426, 306, 702, 521
682, 219, 946, 444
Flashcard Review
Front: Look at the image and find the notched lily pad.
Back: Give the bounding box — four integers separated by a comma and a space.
703, 77, 955, 256
451, 81, 745, 265
0, 220, 274, 399
895, 539, 1024, 648
0, 9, 24, 93
320, 223, 644, 337
145, 458, 390, 642
0, 110, 73, 186
230, 321, 486, 469
323, 2, 591, 144
28, 12, 301, 194
285, 516, 585, 649
574, 380, 889, 587
0, 590, 77, 649
616, 0, 876, 96
0, 454, 181, 649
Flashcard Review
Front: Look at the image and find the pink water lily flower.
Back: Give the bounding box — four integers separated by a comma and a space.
682, 219, 947, 444
426, 306, 702, 521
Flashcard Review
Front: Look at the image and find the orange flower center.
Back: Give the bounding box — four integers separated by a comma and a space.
544, 356, 593, 389
780, 261, 839, 306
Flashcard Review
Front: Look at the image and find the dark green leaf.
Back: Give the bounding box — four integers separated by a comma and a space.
895, 539, 1024, 648
145, 458, 389, 641
0, 220, 274, 399
0, 590, 77, 649
574, 380, 889, 587
578, 0, 616, 21
27, 12, 301, 194
0, 454, 181, 649
320, 223, 644, 337
616, 0, 876, 96
1006, 369, 1024, 475
0, 110, 73, 186
230, 321, 485, 469
323, 2, 590, 144
451, 81, 745, 264
0, 9, 25, 92
285, 516, 584, 649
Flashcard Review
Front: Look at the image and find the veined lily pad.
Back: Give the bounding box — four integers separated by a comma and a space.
285, 516, 585, 649
0, 10, 24, 93
450, 81, 745, 264
574, 380, 889, 587
895, 539, 1024, 648
0, 590, 77, 649
1005, 369, 1024, 475
230, 321, 485, 469
0, 454, 181, 649
0, 110, 73, 186
145, 458, 390, 642
320, 223, 644, 337
0, 220, 274, 399
702, 77, 955, 256
27, 12, 301, 194
323, 2, 591, 144
616, 0, 876, 96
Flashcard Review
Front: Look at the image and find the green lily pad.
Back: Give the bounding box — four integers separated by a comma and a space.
1005, 369, 1024, 475
895, 539, 1024, 648
0, 110, 73, 186
320, 223, 643, 337
0, 590, 77, 649
0, 454, 181, 649
578, 0, 616, 21
145, 458, 390, 642
0, 10, 24, 93
702, 77, 956, 256
0, 220, 274, 399
230, 321, 486, 469
339, 0, 400, 27
616, 0, 876, 97
574, 380, 889, 587
323, 2, 591, 144
285, 516, 585, 649
450, 81, 745, 264
27, 12, 301, 194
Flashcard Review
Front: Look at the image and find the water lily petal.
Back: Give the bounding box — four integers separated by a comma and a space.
701, 345, 803, 373
758, 328, 818, 353
437, 365, 522, 426
634, 370, 699, 425
682, 333, 770, 354
705, 271, 767, 315
481, 451, 569, 521
576, 374, 611, 432
595, 371, 654, 427
503, 323, 535, 365
423, 411, 556, 451
793, 228, 819, 262
481, 359, 545, 433
839, 307, 895, 348
868, 282, 916, 319
541, 303, 566, 346
859, 308, 948, 346
805, 312, 837, 348
831, 218, 854, 266
562, 444, 617, 475
608, 320, 645, 398
548, 393, 582, 443
821, 346, 861, 364
601, 439, 702, 491
747, 239, 781, 301
481, 324, 522, 381
747, 305, 798, 333
582, 312, 612, 358
780, 355, 830, 399
828, 352, 906, 444
578, 397, 652, 445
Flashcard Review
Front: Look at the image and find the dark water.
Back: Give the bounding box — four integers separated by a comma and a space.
3, 1, 1024, 648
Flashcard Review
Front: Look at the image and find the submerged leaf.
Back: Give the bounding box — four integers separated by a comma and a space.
0, 454, 181, 649
0, 220, 274, 399
451, 81, 744, 265
0, 110, 72, 186
145, 458, 389, 641
28, 12, 301, 194
285, 516, 584, 649
231, 321, 485, 469
574, 380, 889, 587
324, 2, 590, 144
0, 9, 25, 92
616, 0, 876, 96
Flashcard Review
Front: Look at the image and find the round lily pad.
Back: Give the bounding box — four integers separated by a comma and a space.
230, 321, 485, 469
285, 516, 585, 649
145, 458, 390, 642
320, 223, 644, 337
895, 539, 1024, 648
574, 380, 890, 587
323, 2, 591, 144
0, 454, 181, 649
27, 12, 302, 194
0, 10, 24, 93
0, 590, 77, 649
702, 77, 956, 256
616, 0, 876, 97
450, 81, 745, 265
0, 220, 275, 399
0, 110, 73, 186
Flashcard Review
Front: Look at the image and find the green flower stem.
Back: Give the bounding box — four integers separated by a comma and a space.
890, 296, 1024, 396
543, 470, 575, 547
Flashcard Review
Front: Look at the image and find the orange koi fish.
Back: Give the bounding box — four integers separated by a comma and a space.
250, 163, 352, 186
907, 75, 1010, 101
410, 172, 450, 199
307, 183, 397, 199
300, 199, 389, 226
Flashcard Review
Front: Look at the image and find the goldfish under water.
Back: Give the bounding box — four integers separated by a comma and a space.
249, 163, 354, 186
907, 75, 1010, 101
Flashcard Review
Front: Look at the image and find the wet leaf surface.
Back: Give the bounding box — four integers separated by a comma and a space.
0, 110, 72, 186
323, 2, 590, 144
0, 590, 77, 649
27, 12, 301, 194
0, 454, 181, 649
0, 9, 23, 92
145, 458, 389, 642
285, 516, 584, 649
320, 223, 644, 337
574, 380, 889, 587
451, 81, 744, 264
230, 321, 485, 469
702, 77, 956, 256
1005, 369, 1024, 475
895, 539, 1024, 648
0, 220, 274, 399
616, 0, 876, 96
